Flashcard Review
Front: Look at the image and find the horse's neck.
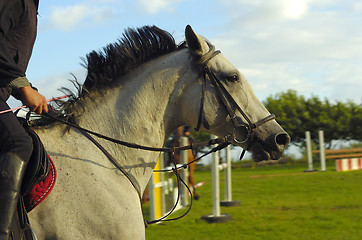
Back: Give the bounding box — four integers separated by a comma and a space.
38, 49, 196, 193
78, 53, 190, 144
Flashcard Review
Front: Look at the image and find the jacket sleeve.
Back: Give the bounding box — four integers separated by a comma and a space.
0, 0, 30, 89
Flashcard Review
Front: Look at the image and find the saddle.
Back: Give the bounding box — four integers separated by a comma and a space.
9, 118, 57, 240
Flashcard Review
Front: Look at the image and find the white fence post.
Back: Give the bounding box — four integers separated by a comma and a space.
201, 135, 232, 223
160, 153, 166, 215
305, 131, 316, 172
319, 130, 326, 171
220, 145, 240, 207
211, 139, 221, 216
225, 145, 231, 201
180, 136, 189, 207
149, 172, 156, 220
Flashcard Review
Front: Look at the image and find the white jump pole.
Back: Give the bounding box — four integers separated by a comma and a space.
160, 153, 166, 215
220, 145, 240, 207
224, 145, 231, 201
305, 131, 316, 172
149, 171, 156, 220
212, 139, 220, 216
180, 136, 189, 207
201, 135, 232, 223
319, 130, 326, 171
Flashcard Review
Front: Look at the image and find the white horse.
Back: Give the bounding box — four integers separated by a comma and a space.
28, 25, 289, 239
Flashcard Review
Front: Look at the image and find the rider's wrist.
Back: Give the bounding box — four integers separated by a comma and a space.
8, 76, 30, 89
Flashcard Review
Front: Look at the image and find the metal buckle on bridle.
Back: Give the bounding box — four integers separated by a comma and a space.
230, 113, 276, 144
231, 124, 252, 144
230, 114, 275, 160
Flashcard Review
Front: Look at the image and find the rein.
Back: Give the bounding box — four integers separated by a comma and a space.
42, 112, 230, 225
28, 43, 276, 225
43, 112, 228, 153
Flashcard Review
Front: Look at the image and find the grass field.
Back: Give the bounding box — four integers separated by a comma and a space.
143, 161, 362, 240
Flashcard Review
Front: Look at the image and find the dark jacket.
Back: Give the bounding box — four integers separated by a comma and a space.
0, 0, 39, 91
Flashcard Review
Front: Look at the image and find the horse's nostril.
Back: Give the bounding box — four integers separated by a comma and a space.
275, 133, 290, 149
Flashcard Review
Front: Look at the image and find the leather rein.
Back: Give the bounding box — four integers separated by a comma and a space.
41, 43, 276, 225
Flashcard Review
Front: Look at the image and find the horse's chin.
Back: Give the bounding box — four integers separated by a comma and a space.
251, 150, 271, 162
248, 139, 285, 162
233, 141, 272, 162
232, 140, 272, 162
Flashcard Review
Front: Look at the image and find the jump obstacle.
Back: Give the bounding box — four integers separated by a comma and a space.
148, 137, 190, 221
305, 130, 362, 172
148, 155, 184, 221
201, 135, 240, 223
335, 158, 362, 171
148, 136, 240, 223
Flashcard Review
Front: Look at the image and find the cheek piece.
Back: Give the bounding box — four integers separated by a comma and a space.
194, 44, 275, 160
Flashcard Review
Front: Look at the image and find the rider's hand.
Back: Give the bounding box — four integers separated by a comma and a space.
19, 86, 49, 114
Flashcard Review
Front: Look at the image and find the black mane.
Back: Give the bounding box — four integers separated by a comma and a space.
33, 26, 186, 126
82, 25, 184, 94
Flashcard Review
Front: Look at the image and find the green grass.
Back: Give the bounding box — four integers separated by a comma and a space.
143, 162, 362, 240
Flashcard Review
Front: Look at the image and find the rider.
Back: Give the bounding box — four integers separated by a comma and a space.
0, 0, 48, 238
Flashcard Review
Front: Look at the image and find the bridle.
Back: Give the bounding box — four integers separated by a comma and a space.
194, 43, 276, 159
38, 42, 277, 225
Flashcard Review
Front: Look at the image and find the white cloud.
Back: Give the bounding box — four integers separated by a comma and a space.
49, 5, 89, 31
225, 0, 311, 23
282, 0, 310, 19
212, 0, 362, 103
48, 4, 115, 31
353, 3, 362, 12
138, 0, 184, 15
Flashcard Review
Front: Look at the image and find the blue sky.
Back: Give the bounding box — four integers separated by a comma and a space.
9, 0, 362, 108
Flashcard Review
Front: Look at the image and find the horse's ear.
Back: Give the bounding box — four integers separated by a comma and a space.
185, 25, 207, 56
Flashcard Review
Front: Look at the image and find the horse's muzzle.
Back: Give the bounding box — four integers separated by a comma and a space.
250, 131, 290, 162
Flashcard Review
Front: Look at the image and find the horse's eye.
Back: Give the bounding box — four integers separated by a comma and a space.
226, 74, 239, 82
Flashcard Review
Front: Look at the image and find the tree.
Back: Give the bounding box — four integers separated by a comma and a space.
263, 90, 362, 149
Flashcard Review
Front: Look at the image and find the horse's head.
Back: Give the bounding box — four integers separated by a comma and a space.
184, 25, 290, 161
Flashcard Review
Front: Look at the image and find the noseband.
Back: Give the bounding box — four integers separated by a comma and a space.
194, 43, 275, 158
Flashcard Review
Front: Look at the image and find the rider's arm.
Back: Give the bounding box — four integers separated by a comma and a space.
0, 1, 48, 114
0, 1, 30, 88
